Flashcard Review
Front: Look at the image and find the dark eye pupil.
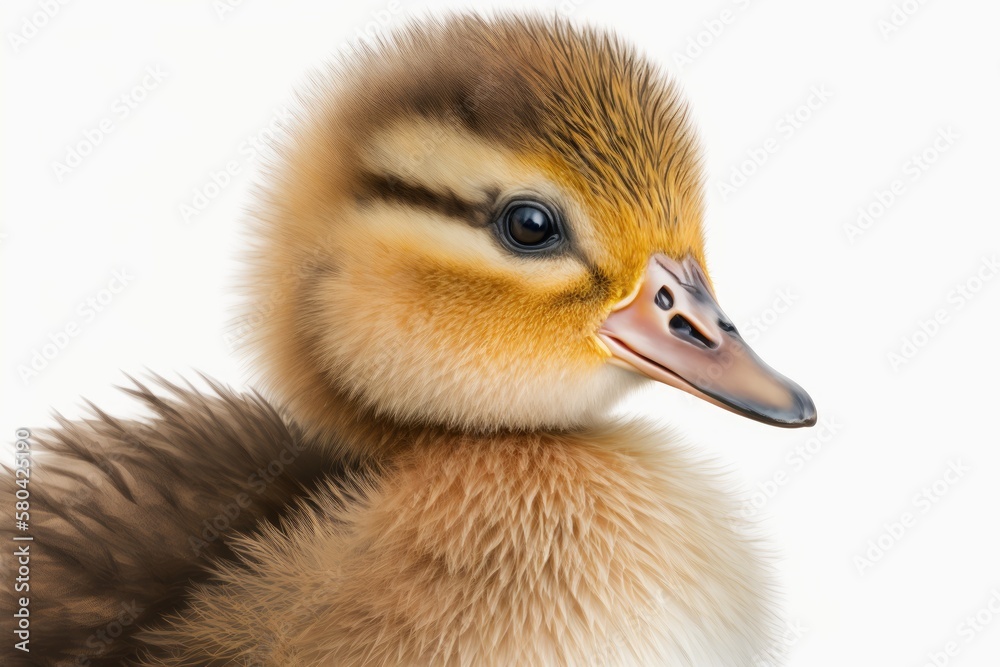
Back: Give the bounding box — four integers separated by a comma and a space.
507, 205, 553, 246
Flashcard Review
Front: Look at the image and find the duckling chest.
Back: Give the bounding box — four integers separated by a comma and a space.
345, 437, 774, 666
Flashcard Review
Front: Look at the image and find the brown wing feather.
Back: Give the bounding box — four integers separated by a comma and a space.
1, 375, 353, 666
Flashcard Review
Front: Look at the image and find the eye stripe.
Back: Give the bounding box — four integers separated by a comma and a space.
354, 171, 492, 225
353, 170, 595, 269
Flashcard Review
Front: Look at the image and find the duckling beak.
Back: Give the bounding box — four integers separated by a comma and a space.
598, 254, 816, 428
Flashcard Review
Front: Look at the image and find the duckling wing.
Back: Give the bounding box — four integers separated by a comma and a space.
1, 374, 351, 666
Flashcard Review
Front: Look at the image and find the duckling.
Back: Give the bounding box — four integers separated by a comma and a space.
3, 14, 815, 667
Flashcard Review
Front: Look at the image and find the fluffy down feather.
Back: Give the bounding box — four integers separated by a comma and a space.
1, 376, 360, 666
138, 423, 777, 667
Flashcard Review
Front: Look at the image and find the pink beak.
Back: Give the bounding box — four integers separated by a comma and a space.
599, 254, 816, 428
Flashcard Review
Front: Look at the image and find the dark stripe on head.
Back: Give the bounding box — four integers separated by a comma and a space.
354, 171, 493, 226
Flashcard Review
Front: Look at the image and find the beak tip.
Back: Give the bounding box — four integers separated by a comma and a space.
784, 388, 817, 428
796, 412, 818, 428
745, 382, 816, 428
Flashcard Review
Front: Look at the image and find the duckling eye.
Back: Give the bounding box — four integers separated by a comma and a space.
499, 201, 561, 252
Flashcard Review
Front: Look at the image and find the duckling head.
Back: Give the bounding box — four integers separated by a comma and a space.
245, 15, 815, 451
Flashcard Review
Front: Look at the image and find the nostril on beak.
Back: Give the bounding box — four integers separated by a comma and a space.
654, 286, 673, 310
669, 314, 718, 349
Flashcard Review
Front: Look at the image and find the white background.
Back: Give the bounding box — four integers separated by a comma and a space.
3, 1, 1000, 665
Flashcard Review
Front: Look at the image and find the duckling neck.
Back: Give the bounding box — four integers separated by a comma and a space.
288, 377, 568, 463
